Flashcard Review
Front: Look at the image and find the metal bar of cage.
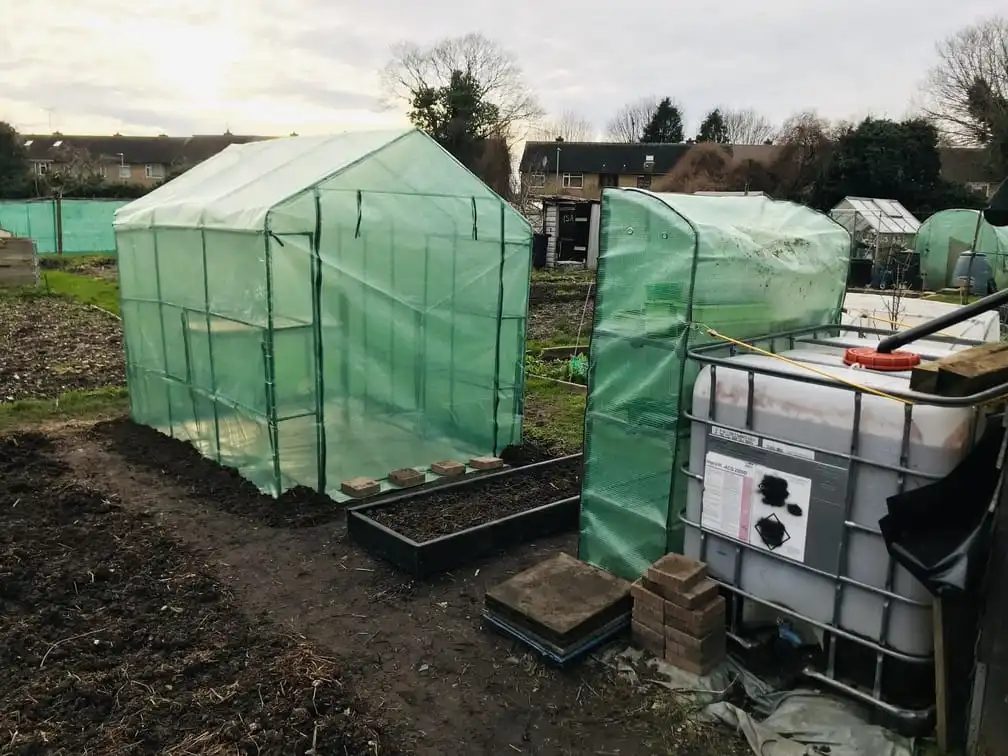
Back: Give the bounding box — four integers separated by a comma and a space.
681, 322, 1008, 725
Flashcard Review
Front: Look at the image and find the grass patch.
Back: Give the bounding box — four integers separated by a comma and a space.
0, 387, 129, 431
523, 377, 586, 455
921, 292, 982, 305
39, 270, 120, 316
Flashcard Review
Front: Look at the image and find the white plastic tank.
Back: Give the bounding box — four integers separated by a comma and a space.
842, 292, 999, 342
684, 339, 980, 658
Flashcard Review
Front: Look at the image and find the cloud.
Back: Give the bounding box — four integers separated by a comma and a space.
0, 0, 1004, 137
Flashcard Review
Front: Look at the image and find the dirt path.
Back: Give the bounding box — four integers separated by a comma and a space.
15, 421, 745, 755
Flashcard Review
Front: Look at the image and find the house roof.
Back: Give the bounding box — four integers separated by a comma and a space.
830, 197, 920, 235
939, 147, 1003, 184
520, 141, 692, 175
21, 133, 269, 165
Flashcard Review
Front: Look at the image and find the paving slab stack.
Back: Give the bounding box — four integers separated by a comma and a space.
630, 554, 726, 675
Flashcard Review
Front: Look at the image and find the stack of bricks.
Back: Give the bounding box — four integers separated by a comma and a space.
630, 553, 726, 676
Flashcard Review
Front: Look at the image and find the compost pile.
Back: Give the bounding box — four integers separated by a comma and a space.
0, 433, 399, 755
0, 296, 124, 401
370, 456, 582, 541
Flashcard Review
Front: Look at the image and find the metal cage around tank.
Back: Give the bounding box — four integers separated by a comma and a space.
679, 322, 1008, 731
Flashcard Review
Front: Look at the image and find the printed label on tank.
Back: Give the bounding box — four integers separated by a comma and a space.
701, 451, 812, 562
710, 426, 759, 448
761, 438, 815, 461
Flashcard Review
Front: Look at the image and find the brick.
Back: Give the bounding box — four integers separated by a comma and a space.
431, 460, 466, 477
665, 595, 726, 637
648, 576, 719, 610
469, 456, 504, 471
663, 646, 720, 677
341, 477, 380, 498
630, 580, 665, 618
389, 468, 424, 488
631, 620, 665, 657
632, 603, 665, 635
665, 625, 726, 659
646, 554, 707, 596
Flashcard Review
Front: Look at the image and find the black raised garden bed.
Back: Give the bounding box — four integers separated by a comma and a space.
347, 454, 583, 577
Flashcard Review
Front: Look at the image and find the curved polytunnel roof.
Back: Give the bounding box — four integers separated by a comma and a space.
635, 189, 851, 246
114, 128, 521, 232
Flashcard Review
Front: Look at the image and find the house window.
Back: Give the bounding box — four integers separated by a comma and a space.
145, 164, 165, 179
968, 182, 991, 197
637, 175, 652, 189
561, 173, 583, 189
97, 165, 107, 178
33, 161, 50, 176
599, 173, 618, 187
119, 165, 132, 179
528, 172, 546, 187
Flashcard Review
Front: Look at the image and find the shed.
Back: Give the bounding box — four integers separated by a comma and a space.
539, 195, 601, 269
114, 129, 533, 497
914, 208, 1008, 290
829, 197, 920, 257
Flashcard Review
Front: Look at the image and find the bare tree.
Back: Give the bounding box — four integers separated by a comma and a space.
769, 111, 835, 201
922, 16, 1008, 145
605, 97, 659, 142
721, 108, 777, 144
381, 32, 543, 144
530, 110, 597, 142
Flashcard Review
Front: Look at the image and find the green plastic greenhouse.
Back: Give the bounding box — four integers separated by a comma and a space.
114, 129, 532, 497
914, 208, 1008, 290
579, 190, 850, 579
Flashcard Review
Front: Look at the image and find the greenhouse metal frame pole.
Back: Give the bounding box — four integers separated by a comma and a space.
491, 201, 506, 454
263, 218, 281, 493
311, 188, 328, 493
151, 228, 174, 435
200, 228, 222, 462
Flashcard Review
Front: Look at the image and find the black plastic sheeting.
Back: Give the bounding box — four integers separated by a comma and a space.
879, 423, 1007, 598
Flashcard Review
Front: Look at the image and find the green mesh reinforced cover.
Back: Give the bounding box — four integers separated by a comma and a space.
914, 208, 1008, 290
0, 199, 126, 255
579, 190, 851, 580
114, 129, 532, 497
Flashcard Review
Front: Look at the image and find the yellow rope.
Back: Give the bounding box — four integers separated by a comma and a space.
704, 328, 914, 405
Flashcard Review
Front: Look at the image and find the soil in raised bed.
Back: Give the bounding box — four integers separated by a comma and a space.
369, 456, 582, 542
0, 432, 400, 755
95, 418, 561, 529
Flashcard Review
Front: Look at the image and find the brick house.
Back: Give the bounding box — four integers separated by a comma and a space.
519, 141, 1004, 200
20, 132, 269, 187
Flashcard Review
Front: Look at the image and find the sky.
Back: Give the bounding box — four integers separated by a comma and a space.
1, 0, 1004, 138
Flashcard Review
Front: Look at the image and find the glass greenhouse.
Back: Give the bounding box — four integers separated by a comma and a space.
579, 190, 851, 579
114, 129, 532, 497
914, 208, 1008, 290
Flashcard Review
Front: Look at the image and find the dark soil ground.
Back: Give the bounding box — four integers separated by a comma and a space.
369, 456, 583, 542
0, 295, 124, 401
0, 432, 398, 755
0, 422, 748, 755
528, 276, 596, 344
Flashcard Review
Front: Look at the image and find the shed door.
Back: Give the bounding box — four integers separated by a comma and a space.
558, 203, 590, 263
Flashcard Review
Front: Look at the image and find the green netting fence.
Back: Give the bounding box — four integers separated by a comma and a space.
0, 198, 126, 255
115, 129, 532, 497
579, 190, 851, 580
915, 208, 1008, 290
